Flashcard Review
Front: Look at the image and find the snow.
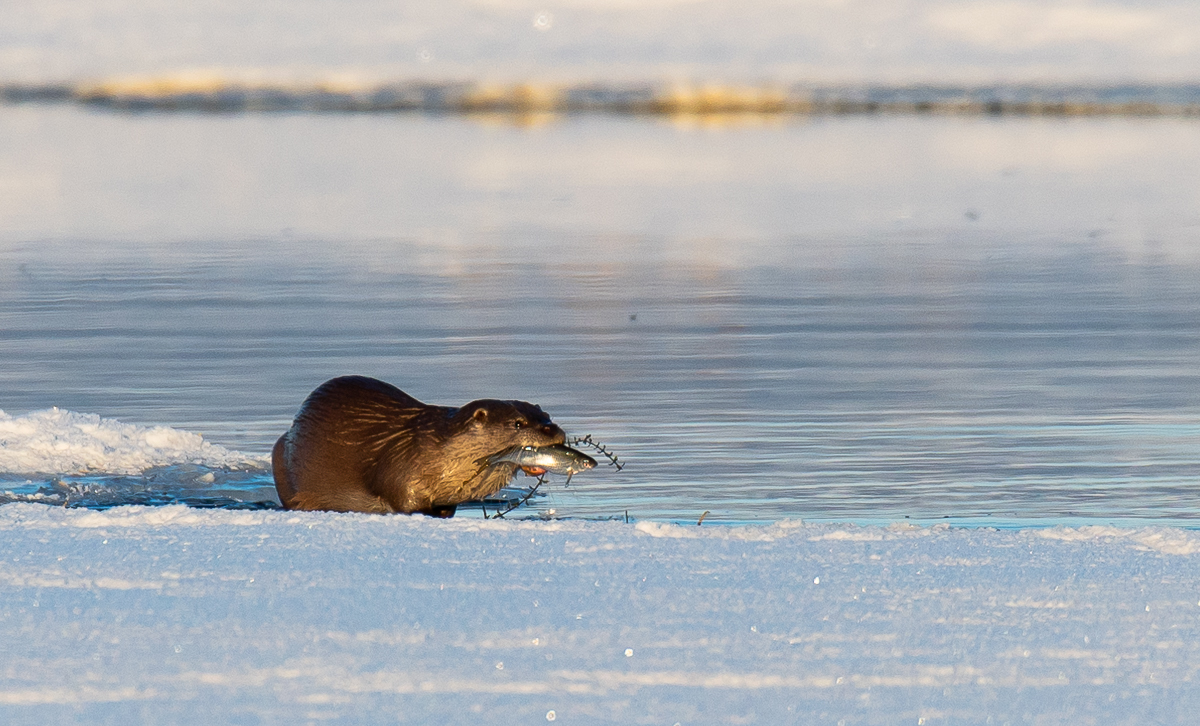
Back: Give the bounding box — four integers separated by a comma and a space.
5, 0, 1200, 84
1, 504, 1198, 723
0, 408, 266, 476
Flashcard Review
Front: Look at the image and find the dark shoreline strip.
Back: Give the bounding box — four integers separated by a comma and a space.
4, 82, 1200, 117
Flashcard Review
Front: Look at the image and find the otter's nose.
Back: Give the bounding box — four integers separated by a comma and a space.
542, 424, 566, 443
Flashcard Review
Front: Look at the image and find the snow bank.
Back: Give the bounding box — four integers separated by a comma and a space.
0, 408, 266, 475
1038, 524, 1200, 555
1, 504, 1198, 724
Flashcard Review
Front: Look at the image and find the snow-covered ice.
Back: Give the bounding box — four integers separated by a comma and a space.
0, 409, 265, 476
0, 504, 1197, 724
6, 0, 1200, 84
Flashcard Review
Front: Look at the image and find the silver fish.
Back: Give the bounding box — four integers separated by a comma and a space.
482, 444, 598, 476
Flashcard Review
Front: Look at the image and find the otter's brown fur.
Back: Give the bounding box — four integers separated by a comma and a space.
272, 376, 565, 517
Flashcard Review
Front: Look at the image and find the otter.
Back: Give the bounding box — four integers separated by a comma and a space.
272, 375, 566, 517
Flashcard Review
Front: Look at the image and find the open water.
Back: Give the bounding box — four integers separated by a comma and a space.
1, 104, 1198, 526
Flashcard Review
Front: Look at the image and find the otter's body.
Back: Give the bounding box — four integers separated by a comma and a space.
272, 376, 565, 517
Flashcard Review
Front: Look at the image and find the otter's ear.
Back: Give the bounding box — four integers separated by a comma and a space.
471, 407, 489, 426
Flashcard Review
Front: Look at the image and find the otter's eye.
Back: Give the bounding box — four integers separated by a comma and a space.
514, 420, 527, 430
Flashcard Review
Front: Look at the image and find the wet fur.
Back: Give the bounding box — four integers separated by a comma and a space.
272, 376, 565, 517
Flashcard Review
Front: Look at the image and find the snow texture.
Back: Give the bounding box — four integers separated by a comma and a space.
0, 409, 266, 475
0, 504, 1197, 724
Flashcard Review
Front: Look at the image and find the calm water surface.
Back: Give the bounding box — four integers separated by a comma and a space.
1, 106, 1198, 525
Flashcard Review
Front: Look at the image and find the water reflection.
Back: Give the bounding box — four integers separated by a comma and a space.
0, 107, 1198, 525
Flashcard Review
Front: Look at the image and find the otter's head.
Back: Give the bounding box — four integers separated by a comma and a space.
453, 399, 566, 457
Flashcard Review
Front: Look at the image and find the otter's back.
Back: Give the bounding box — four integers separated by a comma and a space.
275, 376, 432, 510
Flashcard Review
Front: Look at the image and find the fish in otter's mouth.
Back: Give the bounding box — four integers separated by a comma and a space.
478, 444, 598, 476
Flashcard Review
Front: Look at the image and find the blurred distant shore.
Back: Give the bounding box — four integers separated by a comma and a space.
6, 79, 1200, 117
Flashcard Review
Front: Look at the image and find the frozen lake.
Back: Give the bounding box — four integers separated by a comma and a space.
4, 505, 1200, 725
4, 3, 1200, 722
1, 105, 1198, 525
